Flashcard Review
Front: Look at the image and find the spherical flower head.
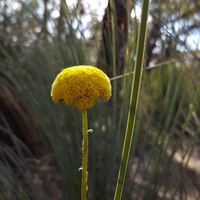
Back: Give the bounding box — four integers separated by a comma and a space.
51, 65, 112, 110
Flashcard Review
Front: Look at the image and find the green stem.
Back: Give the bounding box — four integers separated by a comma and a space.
81, 109, 88, 200
114, 0, 150, 199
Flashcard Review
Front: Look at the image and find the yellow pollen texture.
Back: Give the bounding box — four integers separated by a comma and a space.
51, 65, 111, 110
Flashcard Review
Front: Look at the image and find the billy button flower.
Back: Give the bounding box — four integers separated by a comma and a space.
51, 65, 111, 200
51, 65, 111, 110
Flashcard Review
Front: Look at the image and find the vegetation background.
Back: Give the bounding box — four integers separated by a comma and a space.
0, 0, 200, 200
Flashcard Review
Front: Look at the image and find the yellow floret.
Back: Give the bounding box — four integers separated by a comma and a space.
51, 65, 111, 110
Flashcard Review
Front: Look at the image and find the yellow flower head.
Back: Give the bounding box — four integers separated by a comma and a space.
51, 65, 111, 110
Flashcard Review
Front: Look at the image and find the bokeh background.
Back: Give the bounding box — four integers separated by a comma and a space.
0, 0, 200, 199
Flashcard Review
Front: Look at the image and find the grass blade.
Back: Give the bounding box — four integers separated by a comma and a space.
114, 0, 150, 199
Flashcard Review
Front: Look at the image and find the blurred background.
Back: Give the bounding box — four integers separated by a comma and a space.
0, 0, 200, 199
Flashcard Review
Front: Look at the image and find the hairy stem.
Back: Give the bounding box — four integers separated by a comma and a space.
81, 109, 88, 200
